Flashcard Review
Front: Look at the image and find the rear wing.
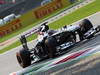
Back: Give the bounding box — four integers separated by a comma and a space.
19, 22, 48, 49
23, 22, 48, 37
19, 28, 39, 50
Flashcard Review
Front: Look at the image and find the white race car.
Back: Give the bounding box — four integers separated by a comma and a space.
16, 19, 100, 68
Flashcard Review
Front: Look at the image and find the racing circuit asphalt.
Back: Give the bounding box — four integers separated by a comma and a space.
31, 29, 100, 75
0, 12, 100, 75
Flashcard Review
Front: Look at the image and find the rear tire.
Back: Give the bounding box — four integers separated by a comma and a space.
16, 49, 31, 68
45, 36, 57, 58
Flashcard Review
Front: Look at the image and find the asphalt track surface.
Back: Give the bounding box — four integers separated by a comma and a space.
14, 31, 100, 75
50, 51, 100, 75
0, 13, 100, 75
33, 31, 100, 75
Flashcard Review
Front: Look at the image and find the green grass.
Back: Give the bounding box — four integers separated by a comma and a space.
0, 34, 37, 54
0, 0, 100, 54
49, 0, 100, 29
0, 41, 21, 54
0, 1, 82, 43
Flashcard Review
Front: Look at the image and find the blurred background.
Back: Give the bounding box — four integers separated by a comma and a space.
0, 0, 45, 18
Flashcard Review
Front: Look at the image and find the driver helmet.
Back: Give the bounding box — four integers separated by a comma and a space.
63, 25, 67, 29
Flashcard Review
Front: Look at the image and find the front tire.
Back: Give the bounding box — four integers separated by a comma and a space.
78, 19, 93, 40
79, 19, 93, 33
16, 49, 31, 68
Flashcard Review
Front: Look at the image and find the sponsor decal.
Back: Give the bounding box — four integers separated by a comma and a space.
34, 0, 63, 19
0, 19, 22, 37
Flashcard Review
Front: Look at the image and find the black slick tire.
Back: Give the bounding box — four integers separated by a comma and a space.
45, 36, 57, 58
79, 19, 93, 33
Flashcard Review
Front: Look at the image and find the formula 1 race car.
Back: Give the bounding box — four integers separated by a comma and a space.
16, 19, 100, 68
